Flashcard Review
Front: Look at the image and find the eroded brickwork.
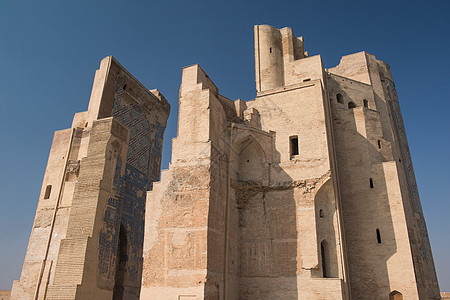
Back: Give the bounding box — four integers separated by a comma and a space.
11, 57, 169, 300
11, 24, 440, 300
141, 25, 440, 300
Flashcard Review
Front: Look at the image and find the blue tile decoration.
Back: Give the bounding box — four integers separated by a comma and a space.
97, 75, 164, 285
98, 155, 123, 279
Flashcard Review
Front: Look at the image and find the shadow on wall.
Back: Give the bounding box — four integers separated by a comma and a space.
315, 179, 339, 279
227, 134, 299, 299
332, 105, 399, 298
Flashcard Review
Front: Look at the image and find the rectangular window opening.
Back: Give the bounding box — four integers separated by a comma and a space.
44, 185, 52, 199
290, 136, 299, 156
369, 178, 374, 188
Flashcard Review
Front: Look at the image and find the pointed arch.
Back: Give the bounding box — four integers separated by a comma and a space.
321, 240, 329, 278
363, 99, 369, 108
348, 101, 356, 109
113, 224, 128, 300
389, 290, 403, 300
232, 132, 270, 184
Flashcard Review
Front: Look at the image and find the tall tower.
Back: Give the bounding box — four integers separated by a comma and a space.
141, 25, 440, 299
11, 57, 170, 300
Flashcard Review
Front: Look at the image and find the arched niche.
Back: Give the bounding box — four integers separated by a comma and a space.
314, 179, 339, 278
232, 134, 269, 184
321, 240, 330, 278
113, 224, 129, 300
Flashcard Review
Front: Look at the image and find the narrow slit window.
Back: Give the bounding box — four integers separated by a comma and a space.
363, 99, 369, 108
269, 47, 272, 53
376, 228, 382, 244
44, 185, 52, 199
303, 78, 311, 82
336, 93, 344, 104
369, 178, 374, 188
290, 136, 299, 156
321, 240, 329, 278
319, 209, 324, 218
378, 140, 381, 149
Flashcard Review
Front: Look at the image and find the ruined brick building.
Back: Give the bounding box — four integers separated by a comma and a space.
139, 25, 441, 299
11, 25, 440, 299
11, 57, 170, 299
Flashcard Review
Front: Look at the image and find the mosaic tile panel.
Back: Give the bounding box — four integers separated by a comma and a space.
98, 155, 123, 279
97, 75, 165, 286
112, 77, 156, 175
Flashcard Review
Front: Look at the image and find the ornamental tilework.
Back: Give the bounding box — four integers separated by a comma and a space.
98, 155, 123, 279
97, 75, 162, 283
112, 77, 156, 175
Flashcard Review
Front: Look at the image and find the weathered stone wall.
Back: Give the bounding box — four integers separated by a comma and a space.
0, 290, 10, 300
328, 51, 441, 299
11, 57, 169, 300
13, 24, 440, 300
141, 24, 440, 300
142, 27, 346, 299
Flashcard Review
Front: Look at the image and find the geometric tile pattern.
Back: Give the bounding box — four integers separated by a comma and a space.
98, 75, 163, 283
112, 77, 156, 175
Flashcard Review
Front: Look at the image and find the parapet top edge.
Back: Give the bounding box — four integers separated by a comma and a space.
104, 56, 170, 108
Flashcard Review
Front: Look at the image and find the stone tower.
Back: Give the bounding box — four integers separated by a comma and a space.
11, 57, 170, 300
140, 25, 440, 299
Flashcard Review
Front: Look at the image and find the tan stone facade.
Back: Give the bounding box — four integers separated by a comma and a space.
140, 25, 441, 299
11, 57, 169, 300
0, 290, 11, 300
11, 25, 441, 300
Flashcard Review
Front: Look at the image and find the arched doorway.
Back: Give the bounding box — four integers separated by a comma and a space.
321, 240, 329, 278
113, 224, 128, 300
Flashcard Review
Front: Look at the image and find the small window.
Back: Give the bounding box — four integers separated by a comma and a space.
369, 178, 374, 188
363, 99, 368, 108
376, 228, 382, 244
269, 47, 272, 53
319, 209, 324, 218
378, 140, 381, 149
123, 84, 127, 90
303, 78, 311, 82
336, 93, 344, 104
290, 136, 299, 156
348, 101, 356, 109
44, 185, 52, 199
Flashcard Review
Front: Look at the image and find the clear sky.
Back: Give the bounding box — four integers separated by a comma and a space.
0, 0, 449, 292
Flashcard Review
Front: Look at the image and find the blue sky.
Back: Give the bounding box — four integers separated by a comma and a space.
0, 0, 449, 292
